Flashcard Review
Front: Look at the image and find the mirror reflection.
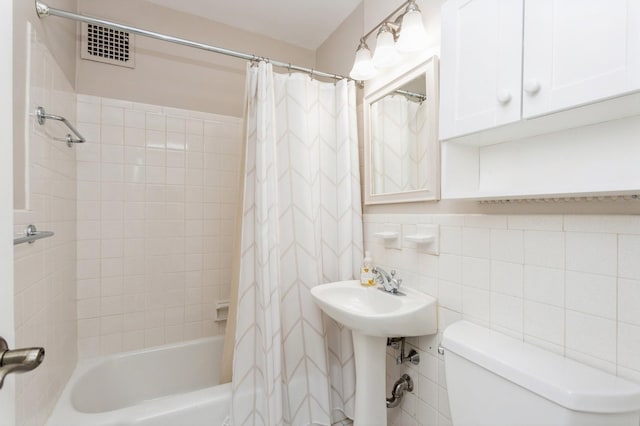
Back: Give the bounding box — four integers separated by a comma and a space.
370, 74, 428, 195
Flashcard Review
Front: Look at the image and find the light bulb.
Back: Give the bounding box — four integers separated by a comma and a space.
349, 40, 377, 81
372, 25, 400, 68
396, 3, 428, 53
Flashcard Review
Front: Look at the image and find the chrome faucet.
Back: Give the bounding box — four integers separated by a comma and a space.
372, 267, 402, 294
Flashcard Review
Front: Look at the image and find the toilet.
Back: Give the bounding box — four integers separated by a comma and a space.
441, 321, 640, 426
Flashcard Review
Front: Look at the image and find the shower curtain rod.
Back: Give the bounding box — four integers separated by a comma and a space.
34, 1, 350, 82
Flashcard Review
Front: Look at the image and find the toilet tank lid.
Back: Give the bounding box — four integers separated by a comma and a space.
442, 321, 640, 414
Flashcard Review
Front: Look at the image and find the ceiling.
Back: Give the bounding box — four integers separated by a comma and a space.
145, 0, 362, 50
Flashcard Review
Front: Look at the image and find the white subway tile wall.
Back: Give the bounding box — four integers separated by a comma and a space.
75, 95, 242, 358
13, 27, 78, 426
367, 214, 640, 426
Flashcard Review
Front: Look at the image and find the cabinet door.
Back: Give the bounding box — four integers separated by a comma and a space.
440, 0, 524, 140
523, 0, 640, 118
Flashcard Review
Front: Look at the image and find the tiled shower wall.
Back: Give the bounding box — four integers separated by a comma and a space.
365, 214, 640, 426
13, 26, 78, 425
75, 95, 242, 358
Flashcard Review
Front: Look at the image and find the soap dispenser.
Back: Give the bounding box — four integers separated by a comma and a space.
360, 251, 374, 287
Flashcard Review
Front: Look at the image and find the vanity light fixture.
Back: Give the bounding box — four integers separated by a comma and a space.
349, 0, 428, 81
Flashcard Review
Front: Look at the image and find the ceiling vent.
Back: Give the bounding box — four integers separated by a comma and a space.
81, 23, 135, 68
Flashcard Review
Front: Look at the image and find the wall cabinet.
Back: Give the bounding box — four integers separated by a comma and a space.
439, 0, 640, 200
441, 0, 640, 140
523, 0, 640, 119
440, 0, 523, 140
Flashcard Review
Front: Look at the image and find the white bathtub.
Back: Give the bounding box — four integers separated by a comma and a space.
46, 337, 231, 426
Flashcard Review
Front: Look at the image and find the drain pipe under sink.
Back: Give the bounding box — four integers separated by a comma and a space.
386, 374, 413, 408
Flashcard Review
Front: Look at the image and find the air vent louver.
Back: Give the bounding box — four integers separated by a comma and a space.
81, 23, 135, 68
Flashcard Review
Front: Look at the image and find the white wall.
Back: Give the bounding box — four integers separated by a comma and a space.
74, 95, 242, 357
13, 0, 77, 210
1, 0, 15, 423
364, 213, 640, 426
13, 24, 78, 426
75, 0, 316, 118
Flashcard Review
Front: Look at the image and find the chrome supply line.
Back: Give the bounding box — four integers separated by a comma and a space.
35, 1, 348, 82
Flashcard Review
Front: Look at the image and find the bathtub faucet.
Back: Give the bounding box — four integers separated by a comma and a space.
372, 267, 402, 294
0, 337, 45, 389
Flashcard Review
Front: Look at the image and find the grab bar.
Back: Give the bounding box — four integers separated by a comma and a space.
36, 106, 86, 147
13, 224, 55, 246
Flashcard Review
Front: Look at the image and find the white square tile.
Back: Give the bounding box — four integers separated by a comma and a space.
463, 215, 507, 229
166, 117, 185, 133
440, 226, 461, 255
619, 279, 640, 326
524, 231, 564, 269
438, 254, 461, 284
77, 102, 100, 124
523, 265, 564, 307
438, 280, 462, 312
101, 106, 124, 126
565, 310, 616, 362
491, 229, 523, 263
565, 271, 616, 319
462, 227, 490, 259
125, 109, 145, 129
146, 149, 165, 167
507, 215, 563, 231
619, 235, 640, 280
461, 257, 490, 290
524, 301, 564, 346
490, 261, 523, 298
618, 322, 640, 372
146, 113, 165, 131
565, 232, 617, 276
146, 130, 165, 149
101, 145, 123, 164
490, 293, 523, 334
124, 127, 146, 147
186, 119, 203, 136
461, 286, 490, 322
101, 125, 124, 145
564, 215, 640, 235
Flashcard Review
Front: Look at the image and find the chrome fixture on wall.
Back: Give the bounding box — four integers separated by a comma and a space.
387, 337, 420, 366
36, 106, 86, 147
386, 374, 413, 408
350, 0, 428, 81
0, 337, 45, 389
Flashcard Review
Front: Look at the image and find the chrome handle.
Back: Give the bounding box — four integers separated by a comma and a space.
13, 224, 55, 245
0, 337, 45, 389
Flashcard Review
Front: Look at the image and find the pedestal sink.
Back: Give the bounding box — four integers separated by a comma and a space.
310, 280, 437, 426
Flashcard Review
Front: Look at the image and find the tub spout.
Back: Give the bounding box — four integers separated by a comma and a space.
0, 337, 45, 388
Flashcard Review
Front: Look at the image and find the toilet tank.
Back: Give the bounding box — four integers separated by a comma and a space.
441, 321, 640, 426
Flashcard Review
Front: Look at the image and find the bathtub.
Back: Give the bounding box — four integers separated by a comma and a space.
46, 337, 231, 426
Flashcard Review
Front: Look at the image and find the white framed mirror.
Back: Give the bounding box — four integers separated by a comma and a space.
363, 56, 440, 204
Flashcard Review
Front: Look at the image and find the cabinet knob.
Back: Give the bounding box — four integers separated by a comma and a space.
524, 79, 541, 95
497, 90, 512, 105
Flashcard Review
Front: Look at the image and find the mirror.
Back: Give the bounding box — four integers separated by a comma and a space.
363, 57, 440, 204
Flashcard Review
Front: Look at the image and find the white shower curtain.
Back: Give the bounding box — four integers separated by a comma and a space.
231, 62, 363, 426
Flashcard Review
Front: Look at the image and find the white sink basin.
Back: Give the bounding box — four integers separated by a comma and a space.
310, 280, 437, 337
311, 279, 438, 426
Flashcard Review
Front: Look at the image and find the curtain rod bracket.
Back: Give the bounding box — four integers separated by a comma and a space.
35, 1, 50, 17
